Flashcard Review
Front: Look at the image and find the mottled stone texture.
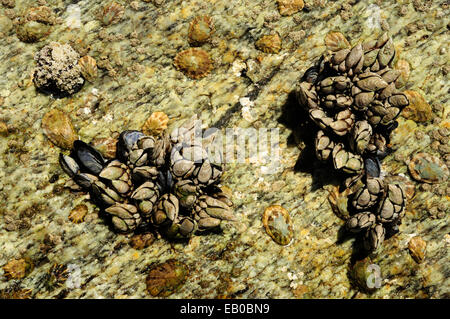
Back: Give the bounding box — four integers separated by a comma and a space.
0, 0, 448, 299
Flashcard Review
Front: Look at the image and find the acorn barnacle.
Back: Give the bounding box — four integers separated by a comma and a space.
187, 15, 215, 46
255, 33, 282, 54
174, 48, 213, 79
142, 111, 169, 137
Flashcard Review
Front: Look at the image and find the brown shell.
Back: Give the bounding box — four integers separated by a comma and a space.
68, 204, 88, 224
324, 31, 350, 52
90, 137, 117, 159
188, 15, 215, 46
394, 59, 410, 89
255, 33, 282, 54
408, 236, 426, 263
262, 205, 293, 246
78, 55, 98, 82
142, 111, 169, 136
146, 259, 189, 297
402, 90, 432, 122
2, 258, 34, 280
41, 109, 77, 150
277, 0, 304, 16
129, 233, 155, 249
174, 48, 213, 79
101, 1, 124, 26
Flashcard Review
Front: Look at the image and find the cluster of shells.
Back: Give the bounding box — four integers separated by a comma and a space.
59, 116, 235, 239
174, 15, 215, 79
297, 33, 409, 251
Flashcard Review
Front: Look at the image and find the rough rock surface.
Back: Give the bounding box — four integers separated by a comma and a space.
0, 0, 448, 299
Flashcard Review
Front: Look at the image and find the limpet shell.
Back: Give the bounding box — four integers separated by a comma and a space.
174, 48, 213, 79
142, 111, 169, 136
42, 109, 77, 150
101, 1, 124, 26
78, 55, 98, 82
408, 153, 449, 184
146, 259, 189, 297
277, 0, 304, 16
188, 15, 215, 46
350, 257, 380, 293
129, 233, 155, 249
402, 90, 432, 123
255, 33, 282, 54
324, 31, 350, 52
394, 59, 410, 89
408, 236, 426, 263
262, 205, 293, 246
68, 204, 88, 224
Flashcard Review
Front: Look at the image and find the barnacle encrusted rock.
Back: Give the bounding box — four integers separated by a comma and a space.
15, 6, 57, 43
297, 33, 410, 252
59, 115, 234, 239
33, 42, 85, 96
174, 48, 213, 79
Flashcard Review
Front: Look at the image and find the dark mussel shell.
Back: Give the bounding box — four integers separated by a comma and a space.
157, 169, 174, 193
116, 130, 145, 162
71, 140, 106, 175
364, 157, 381, 178
59, 153, 80, 178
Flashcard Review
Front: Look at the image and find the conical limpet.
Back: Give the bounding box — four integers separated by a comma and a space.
188, 15, 215, 46
408, 152, 449, 184
174, 48, 213, 79
262, 205, 293, 246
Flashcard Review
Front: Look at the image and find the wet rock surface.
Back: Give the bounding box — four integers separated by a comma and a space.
0, 0, 448, 299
